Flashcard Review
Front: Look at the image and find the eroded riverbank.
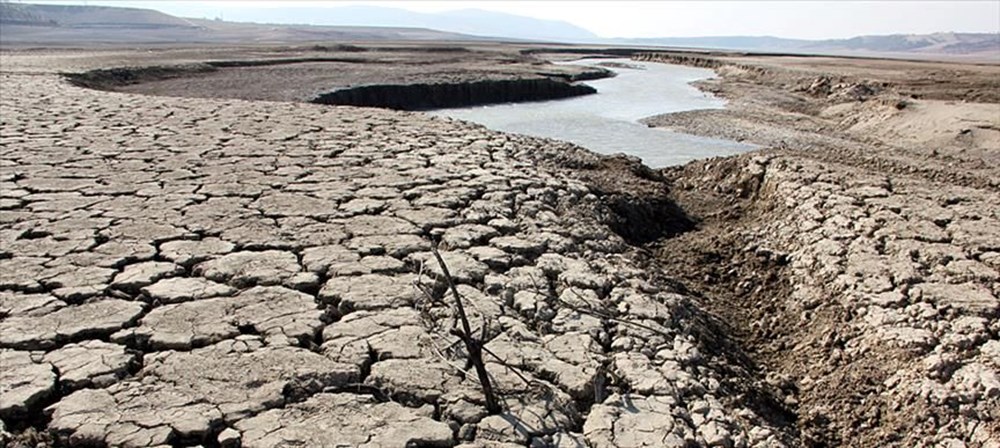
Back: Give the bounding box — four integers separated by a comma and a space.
642, 52, 1000, 447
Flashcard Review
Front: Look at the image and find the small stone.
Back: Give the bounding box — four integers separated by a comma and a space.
217, 428, 241, 448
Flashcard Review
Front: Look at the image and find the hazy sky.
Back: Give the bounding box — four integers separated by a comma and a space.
28, 1, 1000, 39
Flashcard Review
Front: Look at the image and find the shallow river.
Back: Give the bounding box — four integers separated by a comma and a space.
432, 59, 755, 168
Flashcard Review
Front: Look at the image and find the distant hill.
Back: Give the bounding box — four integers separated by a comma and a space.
617, 33, 1000, 60
0, 3, 484, 45
810, 33, 1000, 55
0, 2, 195, 28
2, 2, 996, 62
217, 5, 598, 43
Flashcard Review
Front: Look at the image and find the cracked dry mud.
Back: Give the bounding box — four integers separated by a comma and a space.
1, 47, 997, 448
0, 53, 796, 448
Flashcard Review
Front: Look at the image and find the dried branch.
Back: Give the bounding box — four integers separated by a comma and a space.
431, 245, 502, 415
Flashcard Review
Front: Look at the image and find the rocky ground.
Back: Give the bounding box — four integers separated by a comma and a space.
0, 45, 997, 448
1, 48, 796, 448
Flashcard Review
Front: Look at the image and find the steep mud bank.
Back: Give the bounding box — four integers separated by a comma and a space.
634, 52, 770, 76
311, 77, 597, 111
617, 50, 1000, 447
62, 51, 612, 107
656, 152, 1000, 447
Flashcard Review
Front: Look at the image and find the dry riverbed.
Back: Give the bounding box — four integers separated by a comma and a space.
0, 45, 997, 448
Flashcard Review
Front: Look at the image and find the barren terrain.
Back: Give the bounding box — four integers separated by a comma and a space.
0, 44, 998, 448
644, 52, 1000, 447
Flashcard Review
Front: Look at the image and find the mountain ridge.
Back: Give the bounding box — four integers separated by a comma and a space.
1, 2, 996, 61
615, 32, 999, 58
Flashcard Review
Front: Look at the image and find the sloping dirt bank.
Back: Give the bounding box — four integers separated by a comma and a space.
642, 52, 999, 447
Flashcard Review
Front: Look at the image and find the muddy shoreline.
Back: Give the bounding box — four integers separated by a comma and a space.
1, 44, 997, 448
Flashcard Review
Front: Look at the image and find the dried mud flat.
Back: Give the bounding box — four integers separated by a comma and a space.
0, 45, 998, 448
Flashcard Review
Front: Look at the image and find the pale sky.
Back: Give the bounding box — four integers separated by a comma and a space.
27, 1, 1000, 39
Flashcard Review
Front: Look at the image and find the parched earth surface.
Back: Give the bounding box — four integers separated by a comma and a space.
643, 52, 1000, 447
1, 46, 998, 448
1, 49, 795, 448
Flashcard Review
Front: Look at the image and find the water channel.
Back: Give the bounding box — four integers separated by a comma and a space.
432, 59, 756, 168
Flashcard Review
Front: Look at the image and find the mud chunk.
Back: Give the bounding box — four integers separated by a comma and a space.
914, 282, 998, 315
43, 340, 136, 390
0, 299, 144, 350
140, 277, 236, 304
584, 394, 692, 448
235, 393, 453, 448
0, 349, 56, 419
0, 291, 65, 318
442, 224, 500, 249
254, 193, 340, 218
159, 238, 235, 266
322, 308, 430, 367
111, 261, 183, 291
194, 250, 301, 288
319, 274, 427, 312
343, 215, 421, 236
365, 358, 464, 404
99, 220, 190, 244
409, 250, 489, 283
477, 396, 579, 444
301, 244, 359, 274
118, 286, 321, 350
490, 235, 547, 256
47, 340, 358, 447
347, 234, 431, 257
